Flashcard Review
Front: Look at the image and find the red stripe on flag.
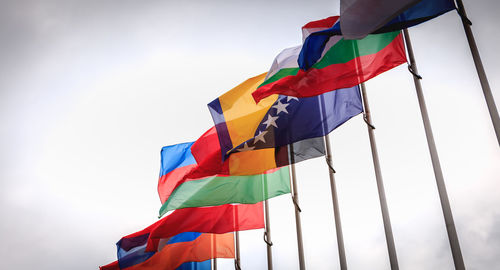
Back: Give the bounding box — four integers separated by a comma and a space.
145, 203, 264, 252
99, 260, 120, 270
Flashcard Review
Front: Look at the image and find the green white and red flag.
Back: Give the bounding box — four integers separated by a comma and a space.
252, 16, 406, 103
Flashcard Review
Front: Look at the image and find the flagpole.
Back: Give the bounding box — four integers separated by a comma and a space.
360, 82, 399, 270
234, 231, 241, 270
455, 0, 500, 146
212, 234, 218, 270
288, 144, 306, 270
263, 199, 273, 270
403, 28, 466, 270
324, 134, 348, 270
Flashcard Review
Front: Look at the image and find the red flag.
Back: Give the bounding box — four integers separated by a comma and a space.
121, 203, 264, 252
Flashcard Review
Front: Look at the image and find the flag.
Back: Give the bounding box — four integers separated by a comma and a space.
158, 125, 323, 207
300, 0, 456, 69
138, 203, 263, 251
340, 0, 420, 39
125, 233, 233, 270
208, 74, 326, 167
231, 86, 362, 154
159, 165, 290, 215
252, 18, 406, 102
209, 53, 362, 156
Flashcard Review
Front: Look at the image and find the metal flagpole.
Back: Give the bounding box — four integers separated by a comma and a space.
403, 28, 466, 270
360, 82, 399, 270
288, 144, 306, 270
263, 199, 274, 270
212, 233, 218, 270
234, 231, 241, 270
324, 134, 348, 270
455, 0, 500, 146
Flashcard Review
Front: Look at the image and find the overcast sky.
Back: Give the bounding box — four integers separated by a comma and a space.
1, 0, 499, 269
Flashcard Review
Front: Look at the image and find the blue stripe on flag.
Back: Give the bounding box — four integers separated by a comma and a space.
160, 142, 196, 177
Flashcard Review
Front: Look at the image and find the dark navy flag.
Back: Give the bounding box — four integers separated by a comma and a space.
116, 232, 156, 269
229, 86, 362, 155
299, 0, 456, 70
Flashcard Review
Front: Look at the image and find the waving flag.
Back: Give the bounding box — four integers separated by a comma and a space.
208, 74, 326, 167
158, 124, 324, 215
125, 232, 233, 270
340, 0, 419, 39
209, 54, 362, 158
147, 203, 264, 250
159, 165, 290, 215
110, 231, 230, 270
232, 86, 362, 154
252, 18, 406, 102
300, 0, 456, 69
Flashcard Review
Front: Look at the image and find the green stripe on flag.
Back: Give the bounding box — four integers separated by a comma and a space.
314, 31, 400, 69
260, 31, 400, 88
159, 167, 291, 215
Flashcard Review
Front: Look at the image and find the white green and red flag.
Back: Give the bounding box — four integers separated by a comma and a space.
252, 16, 406, 103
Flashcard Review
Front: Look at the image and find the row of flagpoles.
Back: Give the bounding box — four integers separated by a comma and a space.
101, 0, 496, 269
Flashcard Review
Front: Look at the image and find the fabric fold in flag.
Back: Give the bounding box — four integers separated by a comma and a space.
252, 17, 406, 102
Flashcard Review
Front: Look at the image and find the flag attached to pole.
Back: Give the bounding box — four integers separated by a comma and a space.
159, 165, 290, 214
111, 231, 231, 270
252, 17, 406, 102
340, 0, 420, 39
126, 233, 233, 270
231, 86, 362, 154
208, 74, 327, 165
146, 203, 264, 250
299, 0, 456, 69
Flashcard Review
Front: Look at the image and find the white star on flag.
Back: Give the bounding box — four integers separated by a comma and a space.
253, 130, 268, 144
262, 114, 279, 129
286, 96, 299, 102
272, 100, 289, 114
237, 142, 255, 152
